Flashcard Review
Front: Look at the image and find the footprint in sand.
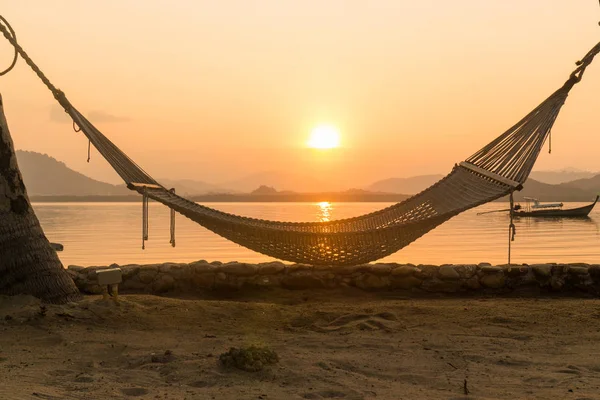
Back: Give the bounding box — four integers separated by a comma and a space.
121, 387, 149, 397
310, 312, 399, 333
188, 380, 214, 388
46, 369, 75, 377
303, 389, 367, 399
73, 375, 94, 383
303, 390, 347, 399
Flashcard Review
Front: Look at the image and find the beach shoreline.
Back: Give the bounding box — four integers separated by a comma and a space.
1, 291, 599, 399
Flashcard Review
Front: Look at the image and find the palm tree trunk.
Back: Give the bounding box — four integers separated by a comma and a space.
0, 94, 81, 304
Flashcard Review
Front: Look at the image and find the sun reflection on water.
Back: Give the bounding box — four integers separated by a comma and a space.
317, 201, 332, 222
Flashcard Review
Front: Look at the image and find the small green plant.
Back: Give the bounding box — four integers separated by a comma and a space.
219, 346, 279, 372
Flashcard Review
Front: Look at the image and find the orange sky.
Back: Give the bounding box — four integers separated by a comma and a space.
2, 1, 600, 188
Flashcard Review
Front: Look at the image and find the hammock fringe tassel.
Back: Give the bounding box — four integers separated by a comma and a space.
142, 187, 149, 250
169, 188, 176, 247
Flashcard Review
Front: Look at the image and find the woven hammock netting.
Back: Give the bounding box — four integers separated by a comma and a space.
1, 16, 599, 265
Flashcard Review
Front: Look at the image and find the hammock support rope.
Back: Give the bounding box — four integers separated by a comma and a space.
1, 17, 599, 266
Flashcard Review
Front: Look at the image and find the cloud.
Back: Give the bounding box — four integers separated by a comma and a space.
86, 110, 130, 123
49, 105, 130, 123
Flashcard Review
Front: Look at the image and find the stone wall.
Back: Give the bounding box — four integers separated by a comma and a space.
66, 261, 600, 296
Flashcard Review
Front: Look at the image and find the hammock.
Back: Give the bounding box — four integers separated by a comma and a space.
1, 17, 599, 266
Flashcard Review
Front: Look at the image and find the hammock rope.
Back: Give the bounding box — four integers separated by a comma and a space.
0, 16, 17, 76
1, 16, 599, 265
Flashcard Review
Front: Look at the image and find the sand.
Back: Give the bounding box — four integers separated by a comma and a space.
0, 289, 599, 399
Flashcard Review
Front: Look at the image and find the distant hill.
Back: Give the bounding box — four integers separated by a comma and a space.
511, 178, 593, 202
561, 174, 600, 192
251, 185, 279, 195
367, 172, 600, 202
222, 171, 335, 193
155, 178, 233, 195
529, 169, 597, 185
16, 151, 130, 196
366, 174, 444, 194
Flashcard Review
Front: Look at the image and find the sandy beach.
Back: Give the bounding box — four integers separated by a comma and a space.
1, 289, 599, 399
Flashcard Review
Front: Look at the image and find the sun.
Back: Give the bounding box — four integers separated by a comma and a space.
307, 125, 340, 149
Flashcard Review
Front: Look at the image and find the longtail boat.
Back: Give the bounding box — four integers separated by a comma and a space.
513, 196, 599, 217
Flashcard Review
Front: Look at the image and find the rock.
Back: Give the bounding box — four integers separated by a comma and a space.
391, 265, 419, 277
176, 266, 193, 281
355, 274, 390, 290
159, 263, 178, 273
421, 279, 463, 293
453, 264, 478, 279
311, 265, 333, 274
215, 272, 227, 281
153, 274, 175, 293
192, 262, 216, 274
220, 262, 258, 277
568, 266, 589, 276
66, 269, 78, 279
50, 242, 64, 251
510, 270, 538, 286
505, 266, 529, 277
366, 264, 393, 276
465, 275, 480, 290
191, 273, 215, 289
480, 265, 503, 274
121, 277, 147, 291
121, 265, 140, 280
281, 274, 324, 289
438, 265, 460, 280
316, 273, 338, 288
390, 275, 422, 290
258, 262, 286, 275
550, 275, 564, 290
67, 265, 85, 272
415, 265, 437, 280
554, 264, 570, 275
248, 275, 280, 287
478, 262, 492, 267
336, 265, 368, 275
532, 264, 554, 278
81, 283, 103, 295
588, 265, 600, 279
138, 266, 159, 284
480, 273, 506, 289
288, 264, 313, 273
214, 273, 242, 289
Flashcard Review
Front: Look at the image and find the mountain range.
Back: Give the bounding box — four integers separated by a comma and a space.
14, 150, 600, 201
529, 169, 598, 185
17, 151, 130, 196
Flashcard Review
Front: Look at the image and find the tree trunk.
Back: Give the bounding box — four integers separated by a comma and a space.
0, 94, 81, 304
